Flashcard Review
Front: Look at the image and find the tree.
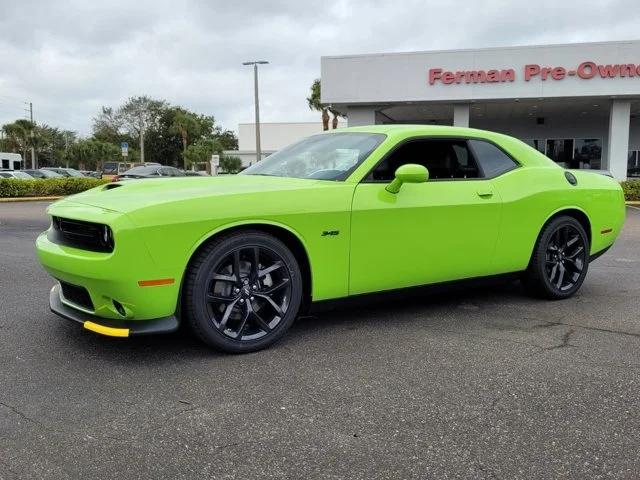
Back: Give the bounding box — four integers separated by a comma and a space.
170, 111, 201, 169
212, 127, 238, 150
183, 138, 223, 169
92, 107, 121, 144
114, 96, 167, 163
94, 101, 230, 168
219, 155, 242, 174
65, 139, 120, 170
33, 125, 75, 166
2, 120, 34, 166
307, 79, 329, 131
307, 79, 345, 130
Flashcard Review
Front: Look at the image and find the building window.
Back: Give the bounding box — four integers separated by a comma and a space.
574, 139, 602, 170
546, 139, 575, 167
629, 151, 640, 178
523, 139, 545, 153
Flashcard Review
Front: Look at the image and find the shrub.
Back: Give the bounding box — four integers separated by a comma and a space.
0, 178, 109, 198
621, 179, 640, 201
219, 155, 242, 174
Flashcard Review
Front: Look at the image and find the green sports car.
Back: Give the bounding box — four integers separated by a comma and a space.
36, 125, 625, 352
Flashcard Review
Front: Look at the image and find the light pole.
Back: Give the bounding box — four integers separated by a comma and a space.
242, 61, 268, 163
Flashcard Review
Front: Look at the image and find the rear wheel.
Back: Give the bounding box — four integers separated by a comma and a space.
522, 216, 589, 299
183, 231, 302, 353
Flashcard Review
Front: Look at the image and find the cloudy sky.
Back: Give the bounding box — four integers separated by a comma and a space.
0, 0, 638, 136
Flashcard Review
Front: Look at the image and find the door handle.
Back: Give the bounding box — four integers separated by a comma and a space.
477, 189, 494, 198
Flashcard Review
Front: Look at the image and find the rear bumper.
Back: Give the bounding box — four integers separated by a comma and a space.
589, 245, 611, 263
50, 284, 179, 337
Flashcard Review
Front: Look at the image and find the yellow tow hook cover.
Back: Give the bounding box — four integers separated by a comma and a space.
83, 321, 130, 338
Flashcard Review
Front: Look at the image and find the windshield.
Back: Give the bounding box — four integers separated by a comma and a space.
13, 171, 33, 179
241, 132, 385, 180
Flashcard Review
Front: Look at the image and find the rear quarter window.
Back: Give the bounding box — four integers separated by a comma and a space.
469, 139, 518, 178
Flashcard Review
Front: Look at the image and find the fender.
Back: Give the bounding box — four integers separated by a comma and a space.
179, 219, 315, 298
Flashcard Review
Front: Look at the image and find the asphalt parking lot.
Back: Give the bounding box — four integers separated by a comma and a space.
1, 201, 639, 479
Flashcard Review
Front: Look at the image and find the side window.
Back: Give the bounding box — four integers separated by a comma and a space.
369, 139, 480, 181
469, 140, 518, 177
1, 159, 8, 169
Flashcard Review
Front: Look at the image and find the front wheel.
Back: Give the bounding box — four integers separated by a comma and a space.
522, 216, 590, 299
183, 231, 303, 353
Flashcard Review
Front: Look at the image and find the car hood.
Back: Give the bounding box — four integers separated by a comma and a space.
57, 175, 328, 214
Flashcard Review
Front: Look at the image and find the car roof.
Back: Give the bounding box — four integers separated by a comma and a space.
335, 124, 521, 140
330, 124, 556, 169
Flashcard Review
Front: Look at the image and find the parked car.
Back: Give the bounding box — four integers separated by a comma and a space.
113, 165, 185, 181
80, 170, 102, 179
36, 125, 625, 353
103, 161, 132, 176
41, 167, 86, 178
0, 170, 34, 179
23, 169, 64, 179
103, 162, 161, 177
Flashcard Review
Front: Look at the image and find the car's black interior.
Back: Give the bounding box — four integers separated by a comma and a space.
369, 139, 481, 181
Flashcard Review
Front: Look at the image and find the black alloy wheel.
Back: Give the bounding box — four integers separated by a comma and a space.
544, 224, 587, 292
523, 216, 590, 299
206, 246, 292, 341
184, 231, 302, 353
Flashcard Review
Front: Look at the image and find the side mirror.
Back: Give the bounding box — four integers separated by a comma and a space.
385, 164, 429, 193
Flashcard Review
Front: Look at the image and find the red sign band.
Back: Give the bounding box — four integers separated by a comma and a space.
428, 61, 640, 85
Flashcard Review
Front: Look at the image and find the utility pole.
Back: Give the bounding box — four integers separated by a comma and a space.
242, 61, 269, 163
27, 102, 36, 169
139, 114, 145, 163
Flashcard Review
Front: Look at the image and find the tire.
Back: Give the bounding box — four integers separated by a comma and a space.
522, 215, 590, 300
183, 230, 303, 353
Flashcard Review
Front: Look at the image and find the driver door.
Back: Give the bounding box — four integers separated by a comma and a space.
349, 138, 502, 295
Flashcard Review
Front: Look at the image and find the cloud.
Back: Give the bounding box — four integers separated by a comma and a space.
0, 0, 637, 135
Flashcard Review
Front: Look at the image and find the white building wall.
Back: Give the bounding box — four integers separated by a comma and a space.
238, 122, 346, 151
346, 107, 377, 127
322, 40, 640, 106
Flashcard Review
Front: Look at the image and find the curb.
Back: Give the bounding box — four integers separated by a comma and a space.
0, 196, 63, 203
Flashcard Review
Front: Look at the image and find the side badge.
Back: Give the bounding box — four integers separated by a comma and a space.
321, 230, 340, 237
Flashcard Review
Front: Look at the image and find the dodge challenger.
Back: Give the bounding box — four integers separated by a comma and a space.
36, 125, 625, 352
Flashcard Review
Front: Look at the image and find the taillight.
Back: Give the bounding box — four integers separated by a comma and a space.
112, 176, 120, 182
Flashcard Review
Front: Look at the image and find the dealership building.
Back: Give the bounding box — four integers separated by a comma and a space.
321, 40, 640, 179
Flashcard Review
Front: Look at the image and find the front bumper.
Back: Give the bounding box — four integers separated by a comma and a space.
36, 210, 181, 321
50, 284, 179, 337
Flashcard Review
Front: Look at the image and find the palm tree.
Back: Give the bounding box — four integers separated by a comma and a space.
329, 107, 344, 129
307, 79, 345, 130
171, 111, 199, 169
2, 120, 34, 166
307, 79, 330, 131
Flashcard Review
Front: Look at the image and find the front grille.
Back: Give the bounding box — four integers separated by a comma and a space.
48, 216, 114, 253
59, 281, 94, 311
